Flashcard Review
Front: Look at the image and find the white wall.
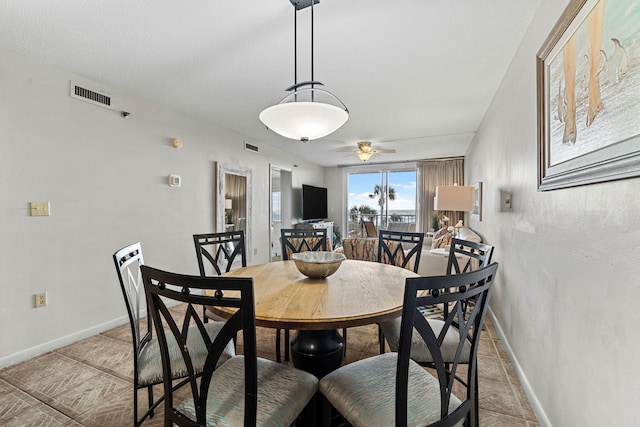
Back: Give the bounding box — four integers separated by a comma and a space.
324, 167, 346, 235
465, 0, 640, 425
0, 49, 324, 367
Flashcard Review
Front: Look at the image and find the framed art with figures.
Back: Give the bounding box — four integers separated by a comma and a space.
537, 0, 640, 190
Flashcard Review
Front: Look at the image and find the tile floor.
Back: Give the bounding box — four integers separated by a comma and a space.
0, 305, 538, 426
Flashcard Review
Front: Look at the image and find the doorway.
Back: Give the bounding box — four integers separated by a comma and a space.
270, 165, 292, 261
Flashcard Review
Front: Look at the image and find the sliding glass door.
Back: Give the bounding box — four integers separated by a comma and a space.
346, 166, 417, 238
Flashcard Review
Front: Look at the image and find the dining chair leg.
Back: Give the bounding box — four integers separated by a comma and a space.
147, 386, 154, 418
342, 328, 347, 356
471, 369, 479, 427
276, 328, 282, 363
284, 329, 290, 361
133, 387, 139, 427
303, 393, 317, 427
321, 394, 333, 427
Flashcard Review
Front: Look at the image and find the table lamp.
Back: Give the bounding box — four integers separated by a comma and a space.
434, 185, 474, 234
224, 198, 233, 224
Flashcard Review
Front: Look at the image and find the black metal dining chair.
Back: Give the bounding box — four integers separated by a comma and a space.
141, 265, 319, 426
375, 229, 425, 354
193, 230, 246, 323
379, 237, 495, 424
113, 242, 234, 426
320, 263, 499, 427
279, 228, 328, 362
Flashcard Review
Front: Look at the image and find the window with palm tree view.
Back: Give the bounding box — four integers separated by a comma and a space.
347, 168, 417, 238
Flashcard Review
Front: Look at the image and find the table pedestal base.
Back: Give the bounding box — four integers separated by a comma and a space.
290, 330, 344, 378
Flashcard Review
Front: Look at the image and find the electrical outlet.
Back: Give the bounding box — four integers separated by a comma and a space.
35, 292, 47, 308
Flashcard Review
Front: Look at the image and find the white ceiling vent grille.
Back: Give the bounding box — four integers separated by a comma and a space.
244, 142, 259, 153
69, 81, 112, 109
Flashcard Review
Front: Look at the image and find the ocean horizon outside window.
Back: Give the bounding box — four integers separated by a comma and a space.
346, 166, 417, 238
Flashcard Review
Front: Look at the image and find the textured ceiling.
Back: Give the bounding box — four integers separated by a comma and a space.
0, 0, 540, 166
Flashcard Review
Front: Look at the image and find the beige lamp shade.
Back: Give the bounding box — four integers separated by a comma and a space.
434, 185, 474, 211
225, 199, 233, 210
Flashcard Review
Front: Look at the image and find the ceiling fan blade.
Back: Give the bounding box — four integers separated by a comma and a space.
336, 148, 357, 153
371, 149, 396, 154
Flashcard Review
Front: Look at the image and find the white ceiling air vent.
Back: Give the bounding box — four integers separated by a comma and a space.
244, 141, 259, 153
69, 81, 112, 109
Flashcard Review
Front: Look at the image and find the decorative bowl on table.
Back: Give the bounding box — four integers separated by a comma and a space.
290, 251, 346, 279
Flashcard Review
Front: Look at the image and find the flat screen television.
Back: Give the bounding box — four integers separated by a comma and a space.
302, 184, 328, 221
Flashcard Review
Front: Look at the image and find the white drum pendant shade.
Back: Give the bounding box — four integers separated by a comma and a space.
260, 101, 349, 141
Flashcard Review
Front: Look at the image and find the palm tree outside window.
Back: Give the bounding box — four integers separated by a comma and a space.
346, 168, 417, 238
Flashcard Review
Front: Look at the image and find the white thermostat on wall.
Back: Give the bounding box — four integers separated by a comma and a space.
168, 175, 181, 187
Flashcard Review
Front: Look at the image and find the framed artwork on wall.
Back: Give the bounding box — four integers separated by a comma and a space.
537, 0, 640, 191
471, 181, 482, 221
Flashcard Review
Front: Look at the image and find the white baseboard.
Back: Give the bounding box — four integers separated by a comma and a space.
487, 308, 552, 427
0, 315, 130, 370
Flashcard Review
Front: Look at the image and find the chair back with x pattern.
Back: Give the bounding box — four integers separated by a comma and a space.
396, 263, 499, 427
281, 228, 328, 260
114, 242, 148, 349
443, 238, 494, 319
446, 238, 494, 275
113, 242, 157, 426
141, 265, 258, 426
377, 229, 424, 273
193, 231, 246, 277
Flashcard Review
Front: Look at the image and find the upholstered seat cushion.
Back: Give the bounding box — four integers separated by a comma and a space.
137, 321, 235, 386
320, 353, 463, 427
178, 356, 318, 425
379, 317, 471, 363
204, 307, 228, 322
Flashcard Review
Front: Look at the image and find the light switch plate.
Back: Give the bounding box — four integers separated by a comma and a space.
500, 190, 512, 211
30, 202, 50, 216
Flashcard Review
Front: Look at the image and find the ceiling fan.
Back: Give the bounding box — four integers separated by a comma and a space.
337, 141, 396, 161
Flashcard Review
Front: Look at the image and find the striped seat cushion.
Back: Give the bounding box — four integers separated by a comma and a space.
137, 320, 235, 386
178, 356, 318, 425
320, 353, 463, 427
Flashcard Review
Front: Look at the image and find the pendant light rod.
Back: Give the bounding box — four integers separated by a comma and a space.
294, 6, 297, 101
294, 6, 297, 85
260, 0, 348, 142
311, 0, 314, 89
293, 1, 316, 97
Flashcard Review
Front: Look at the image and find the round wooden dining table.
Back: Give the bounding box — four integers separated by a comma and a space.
210, 259, 419, 377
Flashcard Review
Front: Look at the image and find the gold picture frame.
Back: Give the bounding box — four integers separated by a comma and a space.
537, 0, 640, 191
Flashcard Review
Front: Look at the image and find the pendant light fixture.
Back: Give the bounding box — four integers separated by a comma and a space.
259, 0, 349, 142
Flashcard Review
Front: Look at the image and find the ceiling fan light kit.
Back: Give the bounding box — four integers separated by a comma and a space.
338, 140, 396, 161
357, 151, 373, 161
259, 0, 349, 142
